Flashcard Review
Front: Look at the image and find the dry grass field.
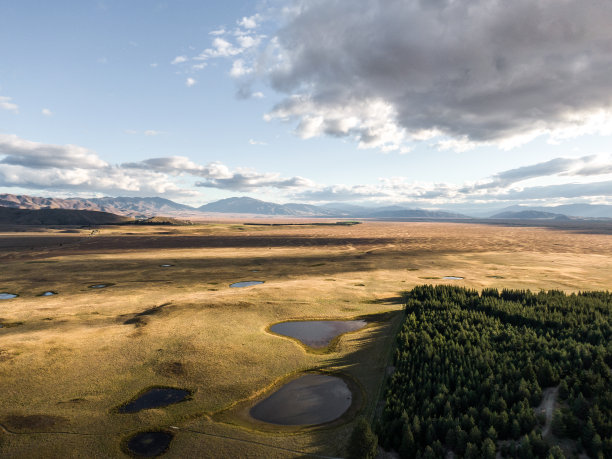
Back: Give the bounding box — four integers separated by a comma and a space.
1, 221, 611, 458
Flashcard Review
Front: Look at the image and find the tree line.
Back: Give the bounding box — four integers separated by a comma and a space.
376, 286, 611, 458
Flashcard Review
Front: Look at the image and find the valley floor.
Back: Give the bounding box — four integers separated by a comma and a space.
0, 221, 611, 457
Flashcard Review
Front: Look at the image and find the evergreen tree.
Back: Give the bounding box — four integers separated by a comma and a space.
347, 417, 378, 459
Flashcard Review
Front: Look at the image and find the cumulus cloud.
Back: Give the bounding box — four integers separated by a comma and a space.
125, 156, 313, 191
196, 172, 312, 191
227, 0, 612, 151
0, 96, 18, 113
0, 134, 191, 197
0, 134, 108, 169
466, 154, 612, 191
186, 77, 196, 87
291, 154, 612, 204
238, 14, 261, 30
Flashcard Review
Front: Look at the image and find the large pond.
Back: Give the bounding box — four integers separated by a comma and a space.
118, 387, 191, 413
229, 281, 264, 288
250, 374, 352, 425
270, 320, 367, 348
0, 293, 18, 300
124, 431, 174, 457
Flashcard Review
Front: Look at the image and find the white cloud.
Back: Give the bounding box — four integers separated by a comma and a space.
124, 156, 313, 191
41, 108, 52, 116
0, 96, 18, 113
0, 134, 108, 169
186, 77, 196, 87
171, 55, 188, 65
252, 91, 264, 99
124, 129, 164, 136
238, 14, 261, 30
249, 139, 267, 146
210, 28, 226, 36
230, 59, 252, 78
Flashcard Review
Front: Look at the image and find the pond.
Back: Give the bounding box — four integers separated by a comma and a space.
124, 431, 174, 457
443, 276, 464, 280
160, 264, 174, 267
0, 293, 18, 300
229, 281, 264, 288
270, 320, 367, 348
250, 374, 352, 426
89, 284, 109, 289
40, 291, 57, 296
118, 387, 191, 413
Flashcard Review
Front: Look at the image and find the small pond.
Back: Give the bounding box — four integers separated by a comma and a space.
89, 284, 109, 289
124, 431, 174, 457
40, 291, 57, 296
270, 320, 367, 348
229, 281, 264, 288
160, 264, 174, 268
0, 293, 18, 300
119, 387, 191, 413
250, 374, 352, 425
443, 276, 464, 280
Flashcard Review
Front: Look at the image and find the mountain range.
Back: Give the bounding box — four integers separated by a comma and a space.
1, 193, 612, 220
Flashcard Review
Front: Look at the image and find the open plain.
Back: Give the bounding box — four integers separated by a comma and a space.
1, 221, 612, 458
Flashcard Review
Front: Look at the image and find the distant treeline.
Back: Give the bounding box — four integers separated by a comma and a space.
378, 285, 611, 458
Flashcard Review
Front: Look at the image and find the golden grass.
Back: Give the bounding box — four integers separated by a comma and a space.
0, 221, 611, 457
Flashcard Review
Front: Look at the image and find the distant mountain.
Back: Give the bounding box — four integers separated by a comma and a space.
368, 209, 471, 219
0, 207, 132, 225
487, 204, 612, 219
490, 210, 570, 220
198, 197, 337, 216
0, 194, 194, 217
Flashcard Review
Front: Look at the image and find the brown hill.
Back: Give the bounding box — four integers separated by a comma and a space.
0, 207, 133, 225
0, 194, 193, 217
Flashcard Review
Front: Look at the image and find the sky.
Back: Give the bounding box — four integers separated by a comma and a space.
1, 0, 611, 210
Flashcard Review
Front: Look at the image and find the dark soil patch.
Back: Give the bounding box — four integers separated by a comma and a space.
155, 361, 186, 377
4, 414, 68, 431
123, 430, 174, 457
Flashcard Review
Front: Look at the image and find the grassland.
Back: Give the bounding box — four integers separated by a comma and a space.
1, 221, 611, 458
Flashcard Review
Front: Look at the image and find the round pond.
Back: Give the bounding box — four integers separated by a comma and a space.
250, 374, 352, 425
124, 431, 174, 457
270, 320, 367, 348
229, 281, 264, 288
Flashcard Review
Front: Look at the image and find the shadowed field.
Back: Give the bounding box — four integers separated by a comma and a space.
1, 221, 611, 457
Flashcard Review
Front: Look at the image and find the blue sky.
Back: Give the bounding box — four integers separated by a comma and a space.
1, 0, 611, 209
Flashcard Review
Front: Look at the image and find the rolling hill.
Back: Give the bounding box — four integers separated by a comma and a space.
0, 207, 133, 225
